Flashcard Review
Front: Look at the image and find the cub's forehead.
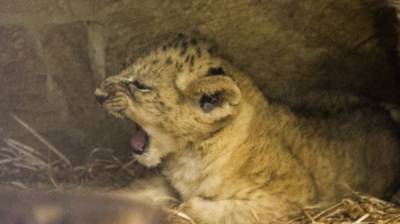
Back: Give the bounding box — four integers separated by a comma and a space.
155, 33, 215, 60
130, 34, 215, 77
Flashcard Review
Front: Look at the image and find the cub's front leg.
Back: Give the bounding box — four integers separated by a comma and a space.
114, 174, 179, 207
169, 196, 299, 224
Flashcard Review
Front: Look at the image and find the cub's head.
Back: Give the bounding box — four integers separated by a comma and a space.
95, 34, 242, 167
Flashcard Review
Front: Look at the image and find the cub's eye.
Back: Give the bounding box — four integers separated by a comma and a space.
207, 67, 225, 76
130, 80, 151, 92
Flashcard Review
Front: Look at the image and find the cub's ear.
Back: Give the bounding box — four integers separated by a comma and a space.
184, 75, 241, 117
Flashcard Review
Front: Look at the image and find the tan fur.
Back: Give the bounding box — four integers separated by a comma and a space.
95, 34, 400, 223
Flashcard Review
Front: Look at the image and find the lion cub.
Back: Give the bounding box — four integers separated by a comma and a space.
95, 34, 400, 223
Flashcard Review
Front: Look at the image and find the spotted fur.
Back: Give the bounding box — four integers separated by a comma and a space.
95, 34, 400, 224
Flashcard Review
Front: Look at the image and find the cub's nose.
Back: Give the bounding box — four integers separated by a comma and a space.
94, 88, 109, 105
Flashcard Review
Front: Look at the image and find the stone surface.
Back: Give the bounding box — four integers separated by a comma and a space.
102, 0, 400, 102
0, 26, 46, 137
0, 25, 77, 162
0, 0, 93, 26
0, 23, 133, 163
40, 22, 134, 161
0, 25, 90, 162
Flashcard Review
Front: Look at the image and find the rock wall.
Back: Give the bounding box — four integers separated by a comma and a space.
0, 0, 399, 163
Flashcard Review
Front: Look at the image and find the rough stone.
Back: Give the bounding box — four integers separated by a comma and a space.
40, 22, 134, 161
0, 26, 46, 132
0, 0, 94, 26
102, 0, 400, 103
0, 25, 77, 160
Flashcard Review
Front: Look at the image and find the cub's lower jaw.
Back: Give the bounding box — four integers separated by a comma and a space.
134, 148, 163, 167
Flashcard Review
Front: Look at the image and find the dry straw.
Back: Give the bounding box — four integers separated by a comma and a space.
1, 115, 399, 223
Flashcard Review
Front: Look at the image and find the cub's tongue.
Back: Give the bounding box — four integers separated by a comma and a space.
130, 127, 148, 155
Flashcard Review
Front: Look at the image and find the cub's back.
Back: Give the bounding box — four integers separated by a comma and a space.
291, 103, 400, 201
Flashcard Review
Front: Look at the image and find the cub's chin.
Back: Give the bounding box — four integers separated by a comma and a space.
133, 146, 163, 167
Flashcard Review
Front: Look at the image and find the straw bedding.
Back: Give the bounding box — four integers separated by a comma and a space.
1, 115, 399, 224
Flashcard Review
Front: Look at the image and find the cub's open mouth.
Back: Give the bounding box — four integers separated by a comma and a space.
130, 125, 149, 155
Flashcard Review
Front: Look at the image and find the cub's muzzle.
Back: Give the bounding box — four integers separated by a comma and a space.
94, 88, 110, 105
94, 76, 129, 105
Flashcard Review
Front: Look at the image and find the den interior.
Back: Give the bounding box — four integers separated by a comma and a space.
0, 0, 400, 223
